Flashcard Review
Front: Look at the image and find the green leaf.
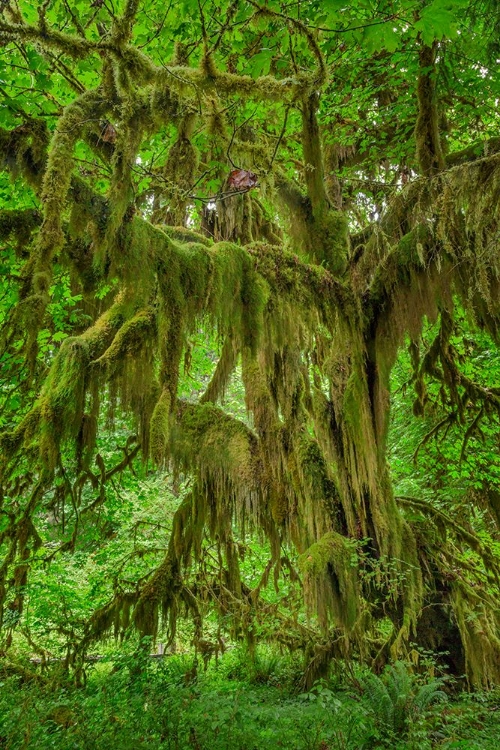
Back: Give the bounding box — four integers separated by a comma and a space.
249, 50, 273, 77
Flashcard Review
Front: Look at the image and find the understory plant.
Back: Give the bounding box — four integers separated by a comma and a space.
362, 661, 448, 746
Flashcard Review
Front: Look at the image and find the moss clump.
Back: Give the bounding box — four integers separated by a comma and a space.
299, 531, 359, 631
37, 90, 110, 275
37, 337, 90, 470
92, 307, 156, 375
156, 67, 316, 104
160, 225, 213, 247
149, 387, 171, 465
0, 208, 41, 251
154, 113, 198, 226
451, 583, 500, 689
170, 402, 261, 502
0, 120, 48, 189
309, 209, 349, 276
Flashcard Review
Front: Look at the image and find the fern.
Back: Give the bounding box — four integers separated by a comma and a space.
363, 673, 395, 730
362, 661, 448, 740
385, 662, 413, 732
412, 680, 448, 714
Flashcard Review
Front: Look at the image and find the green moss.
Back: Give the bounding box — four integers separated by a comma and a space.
38, 337, 90, 470
309, 209, 349, 276
171, 402, 260, 492
133, 557, 178, 639
37, 90, 109, 274
0, 119, 48, 190
299, 531, 359, 631
92, 307, 155, 374
415, 45, 445, 176
150, 387, 171, 465
1, 298, 127, 472
0, 208, 41, 251
160, 225, 213, 247
301, 93, 328, 215
296, 434, 340, 526
200, 336, 239, 405
451, 583, 500, 689
156, 113, 198, 225
156, 66, 315, 104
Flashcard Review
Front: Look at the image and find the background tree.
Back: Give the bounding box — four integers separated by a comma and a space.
1, 0, 500, 687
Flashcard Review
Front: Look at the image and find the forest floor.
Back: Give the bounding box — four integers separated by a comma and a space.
1, 647, 500, 749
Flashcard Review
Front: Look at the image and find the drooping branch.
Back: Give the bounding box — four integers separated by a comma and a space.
0, 296, 127, 474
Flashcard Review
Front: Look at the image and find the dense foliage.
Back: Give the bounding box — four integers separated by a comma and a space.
2, 647, 500, 749
1, 0, 500, 707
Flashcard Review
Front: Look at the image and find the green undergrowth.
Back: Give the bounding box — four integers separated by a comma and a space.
1, 648, 499, 750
